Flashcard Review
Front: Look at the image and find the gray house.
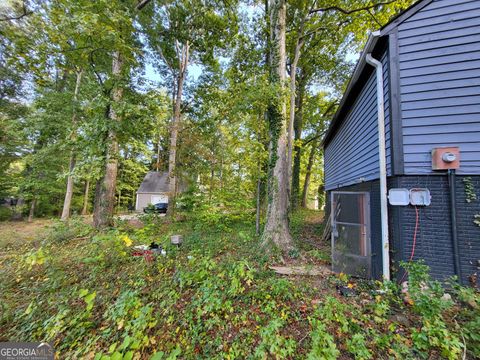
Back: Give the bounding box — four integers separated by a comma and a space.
323, 0, 480, 285
135, 171, 170, 212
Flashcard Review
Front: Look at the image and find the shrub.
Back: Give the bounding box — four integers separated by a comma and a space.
307, 320, 339, 360
402, 261, 464, 359
45, 216, 93, 243
254, 319, 297, 359
79, 230, 139, 273
450, 282, 480, 358
0, 206, 13, 221
101, 290, 157, 357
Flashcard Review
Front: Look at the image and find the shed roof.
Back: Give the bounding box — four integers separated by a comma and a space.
137, 171, 170, 193
322, 0, 432, 147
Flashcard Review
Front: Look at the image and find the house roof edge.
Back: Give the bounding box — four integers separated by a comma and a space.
322, 0, 432, 148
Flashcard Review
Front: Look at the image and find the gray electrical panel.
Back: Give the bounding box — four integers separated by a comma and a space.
388, 188, 431, 206
410, 188, 431, 206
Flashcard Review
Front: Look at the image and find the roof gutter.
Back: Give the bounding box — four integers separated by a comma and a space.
365, 46, 390, 281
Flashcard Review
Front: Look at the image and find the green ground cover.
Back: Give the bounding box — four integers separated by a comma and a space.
0, 210, 478, 359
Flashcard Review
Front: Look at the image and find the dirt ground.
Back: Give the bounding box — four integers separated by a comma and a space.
0, 219, 53, 249
0, 213, 143, 250
299, 210, 328, 248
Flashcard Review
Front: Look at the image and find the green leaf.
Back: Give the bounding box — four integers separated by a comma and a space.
110, 352, 122, 360
84, 291, 96, 311
166, 346, 181, 360
108, 342, 118, 354
150, 352, 164, 360
129, 340, 140, 350
119, 336, 131, 351
24, 302, 34, 315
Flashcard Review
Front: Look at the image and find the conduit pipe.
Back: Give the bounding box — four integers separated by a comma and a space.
366, 52, 390, 281
448, 169, 461, 279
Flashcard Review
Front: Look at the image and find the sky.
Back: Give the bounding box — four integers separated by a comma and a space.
143, 42, 360, 96
142, 2, 262, 87
145, 62, 203, 85
141, 3, 362, 97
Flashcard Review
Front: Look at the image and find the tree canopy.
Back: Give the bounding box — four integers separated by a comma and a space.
0, 0, 415, 239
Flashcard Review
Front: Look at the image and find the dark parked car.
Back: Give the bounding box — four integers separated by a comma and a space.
143, 202, 168, 214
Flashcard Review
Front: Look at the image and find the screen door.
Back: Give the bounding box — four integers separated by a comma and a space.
331, 192, 371, 278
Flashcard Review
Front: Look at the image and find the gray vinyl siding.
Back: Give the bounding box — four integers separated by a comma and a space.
325, 51, 390, 190
397, 0, 480, 175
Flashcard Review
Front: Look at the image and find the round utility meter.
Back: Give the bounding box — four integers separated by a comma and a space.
442, 152, 456, 163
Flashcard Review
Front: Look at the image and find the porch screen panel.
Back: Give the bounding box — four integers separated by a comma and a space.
331, 192, 371, 277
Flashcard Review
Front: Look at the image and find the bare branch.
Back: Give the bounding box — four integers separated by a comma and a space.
156, 44, 175, 71
367, 8, 382, 26
309, 1, 397, 15
175, 39, 187, 71
303, 130, 327, 147
136, 0, 153, 11
0, 0, 32, 22
88, 49, 108, 92
302, 102, 338, 146
322, 102, 338, 117
184, 41, 190, 73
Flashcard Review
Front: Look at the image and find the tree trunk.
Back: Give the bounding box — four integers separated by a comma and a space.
156, 131, 161, 171
93, 51, 124, 228
255, 113, 265, 236
61, 69, 83, 220
209, 167, 214, 202
28, 198, 36, 222
261, 0, 293, 252
287, 31, 305, 201
118, 188, 122, 211
81, 179, 90, 215
167, 41, 189, 216
61, 157, 76, 220
255, 154, 263, 236
318, 183, 325, 210
291, 78, 306, 209
219, 151, 224, 191
301, 141, 317, 208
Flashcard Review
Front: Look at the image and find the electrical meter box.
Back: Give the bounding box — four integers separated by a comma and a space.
388, 188, 410, 206
410, 188, 431, 206
432, 147, 460, 170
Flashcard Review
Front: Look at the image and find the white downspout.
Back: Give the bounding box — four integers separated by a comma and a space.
366, 53, 390, 281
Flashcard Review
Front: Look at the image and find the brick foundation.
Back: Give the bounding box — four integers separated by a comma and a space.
326, 175, 480, 285
389, 175, 480, 286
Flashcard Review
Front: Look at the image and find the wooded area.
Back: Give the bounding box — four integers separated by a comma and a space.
0, 0, 415, 247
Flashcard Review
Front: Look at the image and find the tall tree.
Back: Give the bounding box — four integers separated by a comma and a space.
261, 0, 293, 251
92, 1, 145, 228
93, 50, 125, 228
166, 40, 189, 215
61, 69, 83, 220
287, 0, 417, 208
0, 23, 28, 198
141, 0, 238, 216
